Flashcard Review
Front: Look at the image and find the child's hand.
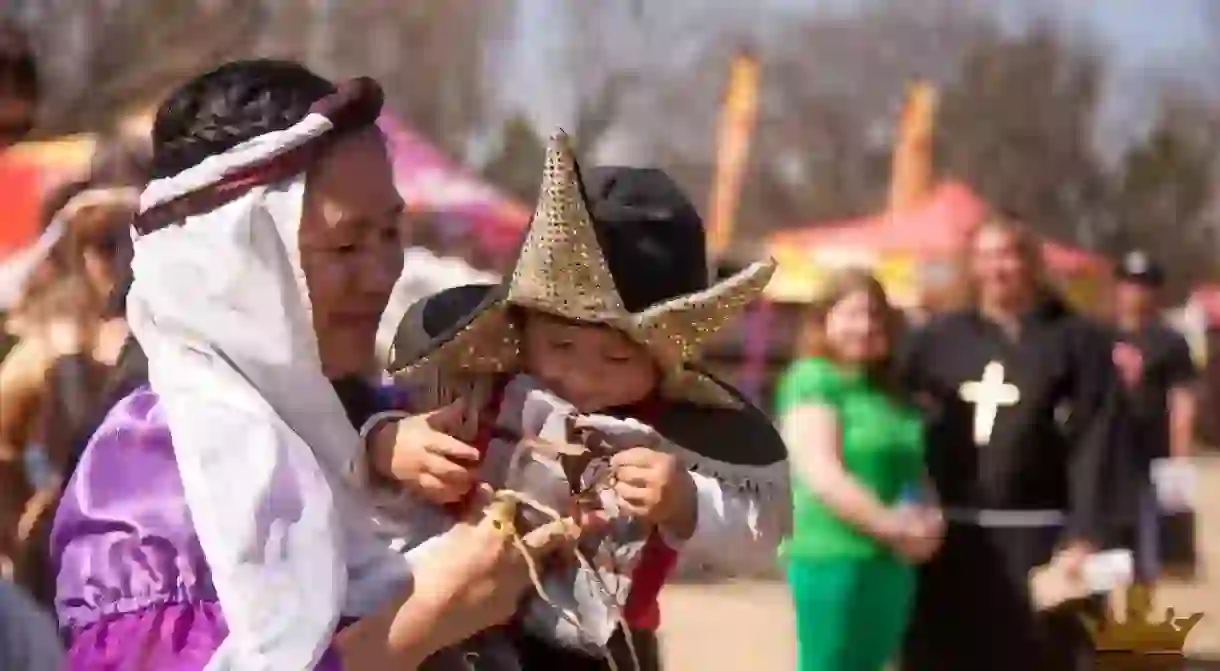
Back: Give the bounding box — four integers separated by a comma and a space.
372, 401, 482, 505
610, 448, 697, 536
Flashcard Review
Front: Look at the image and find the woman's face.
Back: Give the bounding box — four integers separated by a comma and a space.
80, 223, 131, 296
521, 312, 660, 412
299, 129, 405, 378
823, 288, 889, 365
970, 225, 1033, 308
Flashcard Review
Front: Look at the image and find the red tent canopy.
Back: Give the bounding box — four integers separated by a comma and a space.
378, 115, 528, 258
770, 181, 1106, 274
0, 158, 44, 257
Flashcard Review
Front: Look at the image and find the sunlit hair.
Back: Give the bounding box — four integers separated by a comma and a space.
56, 190, 138, 268
8, 190, 137, 335
7, 274, 101, 337
795, 267, 906, 396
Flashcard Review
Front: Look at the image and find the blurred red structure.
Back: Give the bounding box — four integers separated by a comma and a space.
0, 135, 95, 257
378, 114, 528, 260
765, 181, 1110, 310
771, 181, 1106, 275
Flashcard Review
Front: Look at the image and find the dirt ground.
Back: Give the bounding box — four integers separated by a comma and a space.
657, 456, 1220, 669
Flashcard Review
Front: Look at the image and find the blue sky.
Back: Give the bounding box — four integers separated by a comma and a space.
497, 0, 1219, 145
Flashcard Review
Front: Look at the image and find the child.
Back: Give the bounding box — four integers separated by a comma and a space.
377, 132, 788, 671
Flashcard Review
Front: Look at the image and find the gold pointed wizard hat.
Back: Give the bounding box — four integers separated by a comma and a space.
389, 131, 776, 408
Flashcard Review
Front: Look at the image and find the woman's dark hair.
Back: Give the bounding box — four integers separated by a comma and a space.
0, 19, 37, 102
150, 59, 336, 179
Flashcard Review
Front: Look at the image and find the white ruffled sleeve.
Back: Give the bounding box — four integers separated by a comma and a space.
660, 470, 782, 575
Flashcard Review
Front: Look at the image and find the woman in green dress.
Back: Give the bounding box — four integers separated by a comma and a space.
776, 268, 943, 671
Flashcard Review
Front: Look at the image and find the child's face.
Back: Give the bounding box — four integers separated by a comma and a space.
521, 312, 659, 412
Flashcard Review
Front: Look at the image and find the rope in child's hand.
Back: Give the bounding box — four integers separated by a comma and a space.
476, 479, 640, 671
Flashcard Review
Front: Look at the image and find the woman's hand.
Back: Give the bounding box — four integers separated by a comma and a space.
881, 503, 944, 564
370, 400, 481, 504
396, 487, 591, 653
339, 486, 595, 668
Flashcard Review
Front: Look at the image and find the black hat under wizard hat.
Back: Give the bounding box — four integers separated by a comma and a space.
391, 130, 788, 491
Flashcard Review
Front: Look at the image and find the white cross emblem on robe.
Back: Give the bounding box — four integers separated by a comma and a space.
958, 361, 1020, 446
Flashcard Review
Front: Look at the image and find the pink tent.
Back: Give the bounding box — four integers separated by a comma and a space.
377, 115, 528, 258
771, 181, 1105, 275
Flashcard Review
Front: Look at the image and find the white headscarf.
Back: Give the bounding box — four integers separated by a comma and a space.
127, 109, 409, 670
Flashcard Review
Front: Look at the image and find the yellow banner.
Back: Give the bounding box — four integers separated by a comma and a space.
763, 246, 923, 306
874, 255, 919, 305
707, 52, 760, 259
765, 242, 825, 303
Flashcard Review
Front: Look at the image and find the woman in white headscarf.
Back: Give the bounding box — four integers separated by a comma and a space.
49, 60, 583, 670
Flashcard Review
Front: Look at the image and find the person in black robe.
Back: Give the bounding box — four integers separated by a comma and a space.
898, 215, 1132, 671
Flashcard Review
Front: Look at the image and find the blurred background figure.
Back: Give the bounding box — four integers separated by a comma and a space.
0, 14, 41, 577
897, 217, 1127, 671
1110, 249, 1201, 583
0, 183, 139, 607
0, 16, 65, 671
777, 268, 939, 671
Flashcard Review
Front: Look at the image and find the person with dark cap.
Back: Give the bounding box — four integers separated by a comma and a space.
379, 131, 788, 670
1110, 249, 1199, 581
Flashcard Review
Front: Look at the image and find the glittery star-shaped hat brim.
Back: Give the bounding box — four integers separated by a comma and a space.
389, 131, 776, 409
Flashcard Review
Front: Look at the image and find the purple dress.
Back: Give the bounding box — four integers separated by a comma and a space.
51, 386, 345, 670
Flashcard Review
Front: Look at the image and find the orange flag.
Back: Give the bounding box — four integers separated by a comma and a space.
887, 80, 939, 213
707, 52, 761, 259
